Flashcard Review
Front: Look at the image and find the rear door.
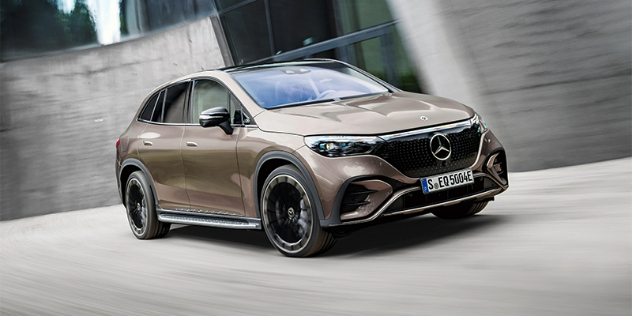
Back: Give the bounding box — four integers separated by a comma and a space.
181, 79, 245, 216
138, 81, 191, 210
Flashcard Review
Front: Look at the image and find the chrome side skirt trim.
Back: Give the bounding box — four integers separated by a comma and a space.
157, 209, 261, 230
333, 173, 501, 226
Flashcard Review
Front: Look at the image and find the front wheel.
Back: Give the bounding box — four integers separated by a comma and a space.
431, 201, 488, 219
261, 165, 336, 257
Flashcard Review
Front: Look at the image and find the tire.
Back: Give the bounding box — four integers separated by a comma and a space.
431, 201, 488, 220
261, 165, 336, 257
125, 171, 171, 239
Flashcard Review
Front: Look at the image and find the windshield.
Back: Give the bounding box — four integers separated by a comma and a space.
230, 62, 389, 109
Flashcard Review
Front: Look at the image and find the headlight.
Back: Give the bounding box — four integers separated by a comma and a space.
470, 113, 488, 133
304, 135, 384, 157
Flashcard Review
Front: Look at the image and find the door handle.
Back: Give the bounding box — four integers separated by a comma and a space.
186, 141, 198, 147
143, 141, 153, 146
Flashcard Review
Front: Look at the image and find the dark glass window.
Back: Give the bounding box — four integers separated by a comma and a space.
121, 0, 216, 38
140, 91, 161, 121
222, 0, 271, 64
214, 0, 246, 11
163, 82, 189, 124
150, 90, 165, 122
269, 0, 334, 54
352, 37, 386, 81
334, 0, 393, 35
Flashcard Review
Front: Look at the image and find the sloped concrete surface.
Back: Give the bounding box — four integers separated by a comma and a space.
1, 158, 630, 315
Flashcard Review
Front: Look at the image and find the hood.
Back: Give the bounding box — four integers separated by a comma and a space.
254, 92, 475, 135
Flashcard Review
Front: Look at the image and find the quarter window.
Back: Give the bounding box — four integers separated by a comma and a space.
139, 91, 161, 121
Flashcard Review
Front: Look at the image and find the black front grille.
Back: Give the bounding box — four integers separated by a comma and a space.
375, 124, 482, 178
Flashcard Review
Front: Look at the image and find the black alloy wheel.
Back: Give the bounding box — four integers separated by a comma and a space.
125, 171, 171, 239
261, 165, 336, 257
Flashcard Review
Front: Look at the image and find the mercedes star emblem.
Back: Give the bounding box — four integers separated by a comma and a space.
429, 134, 451, 160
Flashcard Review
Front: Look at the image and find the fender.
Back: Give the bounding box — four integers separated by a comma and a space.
119, 158, 159, 207
253, 151, 326, 222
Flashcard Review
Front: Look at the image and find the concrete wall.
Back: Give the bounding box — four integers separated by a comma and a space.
0, 17, 225, 220
391, 0, 631, 171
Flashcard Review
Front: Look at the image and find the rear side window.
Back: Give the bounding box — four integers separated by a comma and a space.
163, 82, 189, 124
139, 91, 161, 121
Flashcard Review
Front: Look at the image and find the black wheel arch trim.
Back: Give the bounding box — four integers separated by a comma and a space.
119, 158, 159, 207
254, 151, 327, 224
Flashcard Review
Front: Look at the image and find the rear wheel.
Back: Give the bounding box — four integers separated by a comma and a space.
261, 165, 336, 257
125, 171, 171, 239
431, 201, 488, 219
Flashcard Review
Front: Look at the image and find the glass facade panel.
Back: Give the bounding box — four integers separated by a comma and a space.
222, 0, 272, 64
352, 37, 387, 82
392, 28, 422, 93
120, 0, 217, 38
269, 0, 335, 55
334, 0, 393, 35
214, 0, 247, 11
217, 0, 421, 93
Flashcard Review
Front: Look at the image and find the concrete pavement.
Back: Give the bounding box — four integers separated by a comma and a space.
1, 158, 630, 315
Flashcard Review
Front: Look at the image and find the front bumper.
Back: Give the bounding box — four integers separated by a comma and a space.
294, 129, 508, 228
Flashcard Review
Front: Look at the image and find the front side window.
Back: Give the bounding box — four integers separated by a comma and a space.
191, 79, 244, 125
230, 62, 389, 109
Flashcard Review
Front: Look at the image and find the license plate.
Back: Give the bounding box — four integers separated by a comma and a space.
421, 169, 474, 194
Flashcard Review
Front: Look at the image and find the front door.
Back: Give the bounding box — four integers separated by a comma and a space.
181, 79, 245, 216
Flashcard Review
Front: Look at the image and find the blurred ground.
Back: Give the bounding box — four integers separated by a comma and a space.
1, 157, 630, 316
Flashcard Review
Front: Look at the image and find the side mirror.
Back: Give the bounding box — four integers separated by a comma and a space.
199, 107, 233, 134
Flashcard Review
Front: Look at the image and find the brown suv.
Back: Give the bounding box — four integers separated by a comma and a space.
115, 59, 508, 257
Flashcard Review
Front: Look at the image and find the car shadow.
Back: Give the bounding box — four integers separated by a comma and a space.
166, 225, 272, 250
164, 213, 506, 257
322, 214, 506, 257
